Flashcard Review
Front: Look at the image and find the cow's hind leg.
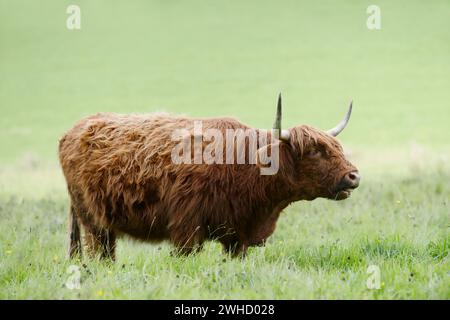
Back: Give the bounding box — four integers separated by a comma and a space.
68, 204, 82, 259
84, 226, 117, 261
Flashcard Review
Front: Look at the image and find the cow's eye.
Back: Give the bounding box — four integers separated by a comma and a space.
307, 149, 322, 158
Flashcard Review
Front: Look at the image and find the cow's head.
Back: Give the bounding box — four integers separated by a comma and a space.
273, 94, 360, 201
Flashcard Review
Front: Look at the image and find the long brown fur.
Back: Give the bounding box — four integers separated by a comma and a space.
59, 112, 358, 259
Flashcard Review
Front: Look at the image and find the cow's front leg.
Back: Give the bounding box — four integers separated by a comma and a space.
221, 239, 248, 258
247, 211, 280, 247
170, 225, 205, 256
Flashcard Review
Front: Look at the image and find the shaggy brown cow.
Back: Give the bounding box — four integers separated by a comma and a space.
59, 95, 360, 260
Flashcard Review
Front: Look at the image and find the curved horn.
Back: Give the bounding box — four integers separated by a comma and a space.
327, 101, 353, 137
273, 93, 290, 141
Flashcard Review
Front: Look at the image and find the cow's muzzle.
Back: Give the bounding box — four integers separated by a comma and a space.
335, 171, 360, 200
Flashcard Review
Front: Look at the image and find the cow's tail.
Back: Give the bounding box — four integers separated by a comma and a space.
68, 204, 82, 259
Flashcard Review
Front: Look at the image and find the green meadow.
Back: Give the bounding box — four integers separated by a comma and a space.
0, 0, 449, 299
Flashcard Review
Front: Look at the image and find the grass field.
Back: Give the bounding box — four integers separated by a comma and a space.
0, 0, 449, 299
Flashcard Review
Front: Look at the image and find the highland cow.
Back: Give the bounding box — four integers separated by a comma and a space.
59, 95, 360, 260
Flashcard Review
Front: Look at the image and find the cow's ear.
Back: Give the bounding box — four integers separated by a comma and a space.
255, 142, 280, 169
255, 145, 270, 168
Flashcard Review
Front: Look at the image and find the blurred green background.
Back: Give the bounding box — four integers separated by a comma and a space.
1, 0, 449, 165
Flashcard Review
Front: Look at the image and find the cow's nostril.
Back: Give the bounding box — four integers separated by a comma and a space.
346, 171, 360, 187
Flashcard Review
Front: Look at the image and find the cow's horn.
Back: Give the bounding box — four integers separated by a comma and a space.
327, 101, 353, 137
273, 93, 290, 141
